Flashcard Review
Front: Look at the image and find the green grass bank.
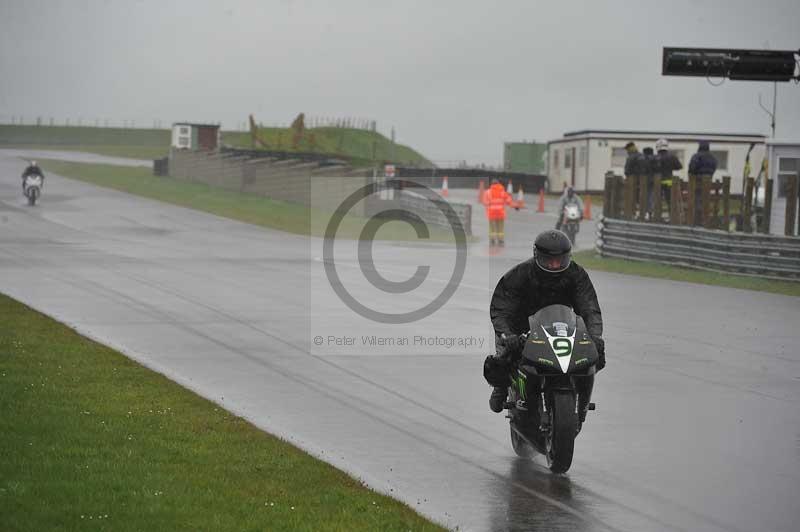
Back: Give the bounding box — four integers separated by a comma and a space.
0, 293, 445, 532
574, 250, 800, 296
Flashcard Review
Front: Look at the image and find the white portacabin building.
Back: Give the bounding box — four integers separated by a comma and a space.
547, 129, 767, 194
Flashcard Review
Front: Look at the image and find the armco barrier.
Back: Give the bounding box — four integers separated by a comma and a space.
596, 217, 800, 281
365, 190, 471, 236
396, 170, 547, 192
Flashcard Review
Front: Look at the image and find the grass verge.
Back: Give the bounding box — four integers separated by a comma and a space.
39, 160, 464, 242
0, 293, 445, 532
574, 249, 800, 297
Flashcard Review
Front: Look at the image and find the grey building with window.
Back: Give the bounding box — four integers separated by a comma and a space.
503, 141, 547, 174
546, 129, 766, 194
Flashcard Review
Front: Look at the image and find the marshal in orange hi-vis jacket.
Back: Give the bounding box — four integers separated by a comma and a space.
483, 180, 512, 245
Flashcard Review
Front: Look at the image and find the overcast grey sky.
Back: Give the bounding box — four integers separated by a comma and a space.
1, 0, 798, 165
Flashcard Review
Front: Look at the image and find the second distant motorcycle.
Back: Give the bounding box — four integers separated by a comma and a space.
23, 174, 43, 206
560, 204, 581, 245
555, 186, 584, 246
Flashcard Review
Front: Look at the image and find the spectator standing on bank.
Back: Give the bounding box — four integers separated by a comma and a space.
655, 138, 682, 214
688, 141, 717, 225
624, 142, 646, 178
624, 142, 645, 214
642, 147, 657, 219
688, 140, 717, 177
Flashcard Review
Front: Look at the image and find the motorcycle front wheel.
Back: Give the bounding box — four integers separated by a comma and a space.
546, 391, 578, 473
565, 226, 576, 245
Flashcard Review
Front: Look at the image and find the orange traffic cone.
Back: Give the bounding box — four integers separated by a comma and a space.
441, 176, 449, 197
537, 187, 545, 213
477, 179, 486, 204
506, 180, 514, 194
583, 195, 592, 220
516, 185, 525, 209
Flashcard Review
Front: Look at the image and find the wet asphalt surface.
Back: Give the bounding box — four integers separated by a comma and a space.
1, 150, 799, 531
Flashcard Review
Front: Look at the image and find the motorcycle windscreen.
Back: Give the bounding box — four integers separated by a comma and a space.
521, 304, 598, 373
529, 305, 576, 337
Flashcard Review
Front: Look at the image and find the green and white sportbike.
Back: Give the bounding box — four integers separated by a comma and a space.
505, 304, 599, 473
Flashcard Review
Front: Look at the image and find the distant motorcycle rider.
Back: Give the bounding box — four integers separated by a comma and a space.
486, 230, 604, 413
22, 160, 44, 190
555, 186, 583, 231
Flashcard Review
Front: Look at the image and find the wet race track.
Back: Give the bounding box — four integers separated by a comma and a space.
2, 150, 799, 531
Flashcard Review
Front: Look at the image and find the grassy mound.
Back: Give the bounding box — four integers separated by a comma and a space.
0, 124, 431, 167
222, 127, 430, 167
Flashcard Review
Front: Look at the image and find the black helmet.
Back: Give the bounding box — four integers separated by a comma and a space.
533, 230, 572, 273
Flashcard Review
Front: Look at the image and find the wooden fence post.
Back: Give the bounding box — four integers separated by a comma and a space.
653, 173, 663, 223
603, 174, 614, 218
701, 175, 712, 228
670, 176, 681, 225
722, 176, 731, 231
711, 182, 722, 226
615, 176, 625, 218
762, 179, 773, 234
786, 175, 799, 236
743, 177, 755, 233
623, 176, 635, 220
687, 174, 696, 226
638, 175, 648, 221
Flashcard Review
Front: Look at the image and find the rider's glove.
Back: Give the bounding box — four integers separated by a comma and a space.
499, 333, 523, 357
593, 337, 606, 371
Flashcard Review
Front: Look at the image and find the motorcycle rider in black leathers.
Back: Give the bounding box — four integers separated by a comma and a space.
22, 160, 44, 191
487, 230, 605, 413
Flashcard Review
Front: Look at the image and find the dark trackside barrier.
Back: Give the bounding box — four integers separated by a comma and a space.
153, 157, 169, 176
596, 217, 800, 281
394, 167, 547, 193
